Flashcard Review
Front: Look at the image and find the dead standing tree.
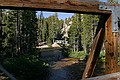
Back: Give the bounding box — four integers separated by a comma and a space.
61, 21, 72, 45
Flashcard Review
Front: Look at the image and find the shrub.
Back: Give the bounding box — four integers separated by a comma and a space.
69, 51, 86, 60
62, 46, 71, 57
98, 51, 105, 63
3, 54, 49, 80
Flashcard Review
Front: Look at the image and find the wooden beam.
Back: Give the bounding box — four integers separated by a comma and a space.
0, 0, 113, 14
105, 14, 118, 74
0, 65, 17, 80
82, 15, 108, 80
86, 72, 120, 80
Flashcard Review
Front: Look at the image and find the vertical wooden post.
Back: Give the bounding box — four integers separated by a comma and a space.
105, 14, 118, 74
82, 15, 108, 80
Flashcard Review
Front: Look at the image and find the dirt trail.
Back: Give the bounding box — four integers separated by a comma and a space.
48, 58, 85, 80
48, 58, 120, 80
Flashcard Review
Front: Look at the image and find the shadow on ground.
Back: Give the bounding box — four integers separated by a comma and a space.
48, 58, 107, 80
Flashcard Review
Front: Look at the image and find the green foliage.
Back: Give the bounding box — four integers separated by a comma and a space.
81, 14, 99, 54
21, 10, 37, 54
62, 46, 70, 57
118, 43, 120, 65
0, 10, 38, 58
68, 14, 83, 52
68, 50, 105, 62
107, 0, 118, 3
3, 55, 49, 80
118, 57, 120, 65
69, 51, 86, 60
98, 51, 105, 63
46, 13, 60, 44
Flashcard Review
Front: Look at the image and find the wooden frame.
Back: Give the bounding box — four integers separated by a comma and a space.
105, 14, 118, 74
0, 0, 112, 14
0, 0, 119, 79
87, 72, 120, 80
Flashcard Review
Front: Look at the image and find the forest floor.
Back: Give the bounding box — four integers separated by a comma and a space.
48, 58, 84, 80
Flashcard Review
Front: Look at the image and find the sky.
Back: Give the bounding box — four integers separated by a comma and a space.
100, 0, 120, 3
99, 0, 107, 2
37, 11, 74, 20
37, 0, 120, 20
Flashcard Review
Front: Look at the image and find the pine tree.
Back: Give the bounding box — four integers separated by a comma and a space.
0, 10, 18, 58
37, 11, 44, 44
68, 13, 83, 52
21, 10, 37, 54
44, 13, 60, 45
6, 10, 18, 56
57, 19, 64, 39
81, 14, 99, 54
0, 9, 3, 62
69, 14, 78, 51
76, 14, 83, 51
0, 9, 8, 61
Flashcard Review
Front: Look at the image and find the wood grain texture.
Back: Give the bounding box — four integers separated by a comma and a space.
0, 0, 113, 14
105, 14, 118, 74
82, 15, 108, 80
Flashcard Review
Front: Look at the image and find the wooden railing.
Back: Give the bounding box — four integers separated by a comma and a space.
86, 72, 120, 80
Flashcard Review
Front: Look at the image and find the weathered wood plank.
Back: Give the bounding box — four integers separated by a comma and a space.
105, 14, 118, 74
86, 72, 120, 80
0, 0, 113, 14
82, 15, 108, 80
0, 65, 17, 80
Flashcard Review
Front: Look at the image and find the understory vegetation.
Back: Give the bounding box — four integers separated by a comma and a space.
68, 50, 105, 62
69, 51, 86, 60
3, 54, 49, 80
